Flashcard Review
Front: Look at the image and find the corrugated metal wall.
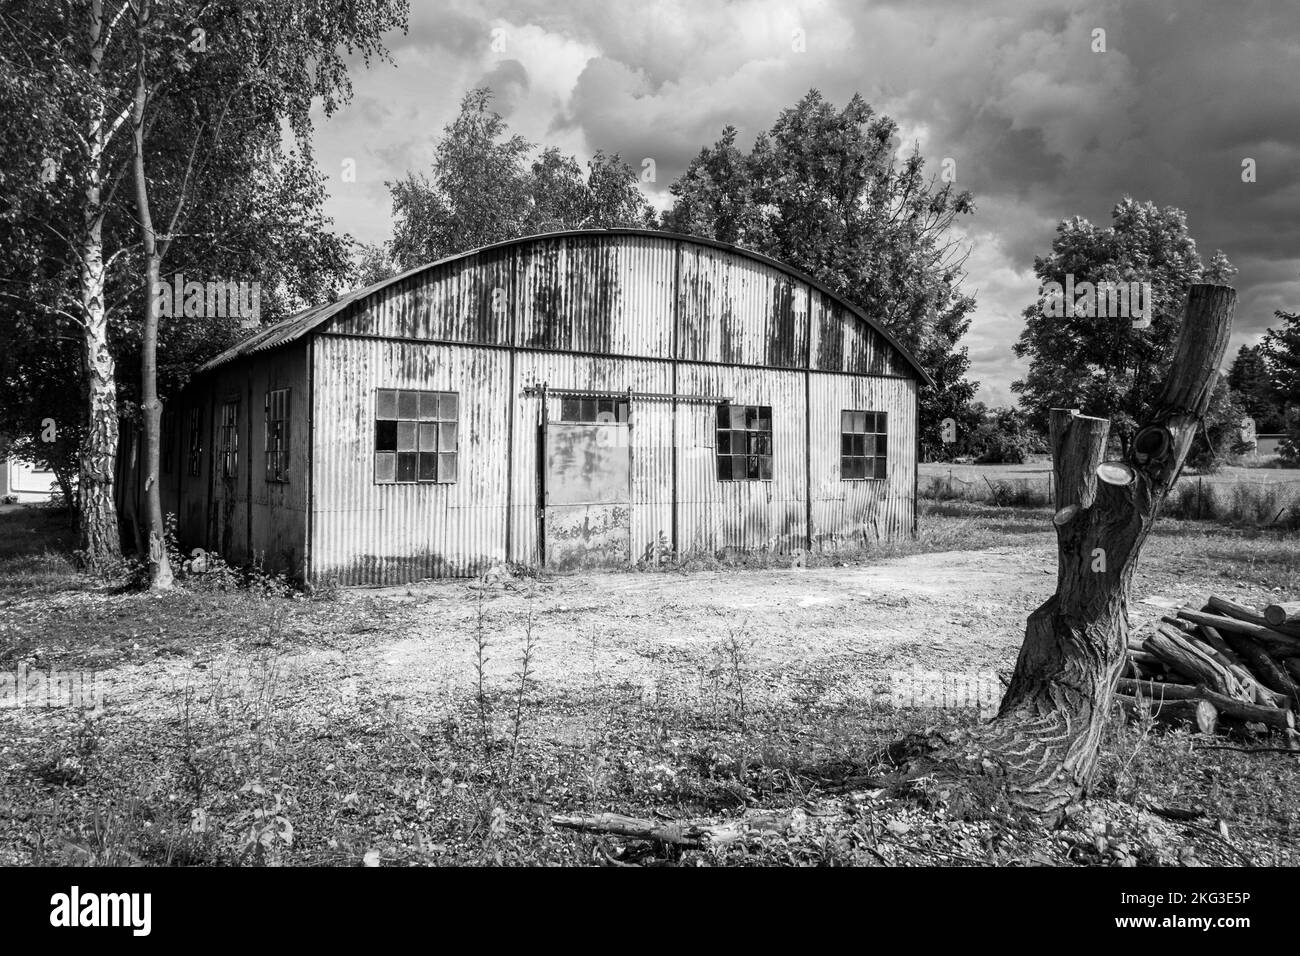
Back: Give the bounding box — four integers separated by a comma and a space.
676, 244, 810, 368
674, 364, 808, 554
808, 374, 917, 547
166, 343, 309, 575
517, 233, 675, 356
311, 338, 510, 585
508, 354, 674, 568
177, 234, 923, 583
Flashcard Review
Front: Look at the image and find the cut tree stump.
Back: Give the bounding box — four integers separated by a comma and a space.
879, 284, 1238, 821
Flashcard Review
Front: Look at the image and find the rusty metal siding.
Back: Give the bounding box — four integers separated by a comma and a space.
310, 336, 510, 585
673, 364, 807, 555
169, 344, 308, 575
677, 244, 810, 369
328, 247, 515, 346
179, 232, 927, 584
808, 289, 911, 377
808, 374, 916, 547
509, 353, 673, 567
517, 234, 675, 356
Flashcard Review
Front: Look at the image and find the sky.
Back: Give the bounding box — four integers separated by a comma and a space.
309, 0, 1300, 407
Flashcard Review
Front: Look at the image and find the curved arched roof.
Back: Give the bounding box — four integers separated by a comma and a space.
200, 228, 932, 385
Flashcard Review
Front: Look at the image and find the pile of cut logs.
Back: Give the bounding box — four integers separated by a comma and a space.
1120, 596, 1300, 741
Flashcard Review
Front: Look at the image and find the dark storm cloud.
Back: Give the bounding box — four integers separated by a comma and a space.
317, 0, 1300, 400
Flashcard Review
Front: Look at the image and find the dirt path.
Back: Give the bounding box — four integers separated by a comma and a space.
66, 539, 1222, 727
309, 544, 1060, 718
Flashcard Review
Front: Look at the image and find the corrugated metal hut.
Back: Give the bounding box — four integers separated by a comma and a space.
154, 229, 931, 585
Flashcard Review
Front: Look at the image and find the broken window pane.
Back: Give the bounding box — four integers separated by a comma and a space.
377, 389, 460, 483
841, 408, 887, 481
717, 403, 773, 481
396, 452, 417, 482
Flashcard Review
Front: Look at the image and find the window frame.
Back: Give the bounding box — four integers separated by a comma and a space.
553, 395, 631, 424
715, 402, 774, 482
186, 407, 203, 477
840, 409, 888, 481
374, 387, 460, 485
218, 399, 240, 480
265, 387, 290, 483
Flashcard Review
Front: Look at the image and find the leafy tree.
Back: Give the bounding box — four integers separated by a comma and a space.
1012, 198, 1236, 451
123, 0, 404, 588
1263, 306, 1300, 462
1227, 343, 1285, 432
584, 150, 657, 229
663, 125, 767, 245
2, 0, 401, 583
387, 88, 656, 270
664, 91, 979, 456
0, 0, 142, 566
954, 406, 1047, 464
353, 241, 401, 287
1264, 308, 1300, 406
1187, 378, 1248, 473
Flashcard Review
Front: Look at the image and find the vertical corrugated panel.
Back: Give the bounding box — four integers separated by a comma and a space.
808, 374, 916, 547
509, 354, 673, 566
328, 248, 514, 346
516, 234, 674, 356
311, 337, 510, 585
677, 245, 810, 368
673, 364, 807, 555
809, 289, 911, 378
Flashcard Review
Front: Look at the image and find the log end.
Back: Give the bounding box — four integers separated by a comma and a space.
1193, 699, 1219, 736
1264, 602, 1300, 628
1053, 504, 1080, 527
1097, 460, 1136, 486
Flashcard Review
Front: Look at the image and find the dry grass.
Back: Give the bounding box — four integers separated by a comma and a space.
0, 502, 1297, 867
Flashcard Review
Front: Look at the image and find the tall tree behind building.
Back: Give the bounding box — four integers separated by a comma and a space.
664, 92, 978, 456
387, 89, 655, 271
